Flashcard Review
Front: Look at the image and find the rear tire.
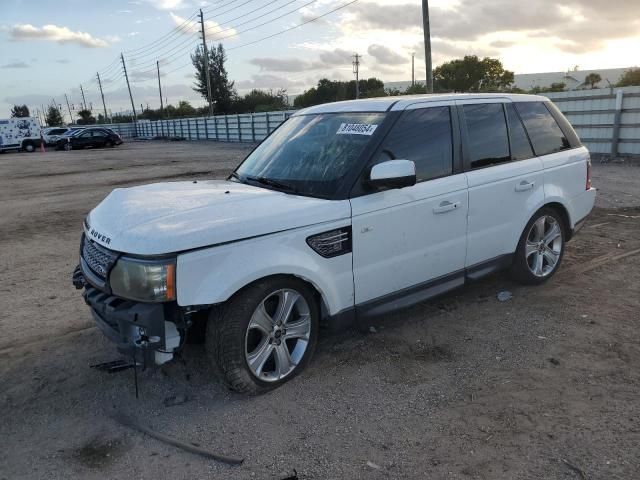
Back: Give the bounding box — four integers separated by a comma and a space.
105, 140, 113, 148
511, 207, 566, 285
63, 143, 72, 151
22, 141, 35, 153
206, 276, 319, 394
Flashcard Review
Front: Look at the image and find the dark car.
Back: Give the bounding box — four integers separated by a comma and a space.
56, 128, 122, 151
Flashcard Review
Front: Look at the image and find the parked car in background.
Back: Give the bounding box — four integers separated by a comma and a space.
72, 93, 595, 394
0, 117, 42, 152
56, 127, 122, 151
42, 127, 71, 145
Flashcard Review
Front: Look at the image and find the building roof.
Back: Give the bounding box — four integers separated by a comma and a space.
294, 93, 546, 115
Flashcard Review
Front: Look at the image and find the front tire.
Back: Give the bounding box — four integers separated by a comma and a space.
63, 143, 73, 151
206, 277, 319, 394
511, 207, 566, 285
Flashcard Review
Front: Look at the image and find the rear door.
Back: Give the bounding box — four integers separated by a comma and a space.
74, 130, 92, 148
351, 102, 468, 308
91, 130, 108, 147
458, 99, 544, 268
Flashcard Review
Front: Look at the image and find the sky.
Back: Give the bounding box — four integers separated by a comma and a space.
1, 0, 639, 120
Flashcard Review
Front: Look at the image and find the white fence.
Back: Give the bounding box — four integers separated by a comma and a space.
101, 110, 295, 143
545, 86, 640, 157
103, 90, 640, 158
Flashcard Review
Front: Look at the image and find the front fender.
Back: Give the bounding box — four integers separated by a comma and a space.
176, 221, 354, 315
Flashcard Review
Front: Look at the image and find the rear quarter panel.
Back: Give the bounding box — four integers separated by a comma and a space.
542, 146, 594, 227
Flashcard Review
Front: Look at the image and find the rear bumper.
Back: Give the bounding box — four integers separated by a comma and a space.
568, 187, 596, 239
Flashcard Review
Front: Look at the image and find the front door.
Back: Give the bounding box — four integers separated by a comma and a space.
351, 103, 468, 310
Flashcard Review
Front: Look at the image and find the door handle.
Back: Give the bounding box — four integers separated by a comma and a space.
433, 200, 461, 214
515, 180, 535, 192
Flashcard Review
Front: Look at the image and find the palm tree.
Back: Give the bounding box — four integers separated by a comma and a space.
584, 73, 602, 89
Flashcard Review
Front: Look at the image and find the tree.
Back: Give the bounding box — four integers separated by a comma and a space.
584, 72, 602, 89
293, 78, 385, 108
11, 105, 30, 117
45, 105, 64, 126
616, 68, 640, 87
433, 56, 514, 92
76, 109, 96, 125
234, 89, 288, 113
191, 43, 236, 114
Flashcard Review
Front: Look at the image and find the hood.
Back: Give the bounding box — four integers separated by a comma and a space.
86, 180, 350, 255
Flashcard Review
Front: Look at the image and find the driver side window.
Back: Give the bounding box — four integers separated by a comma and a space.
374, 107, 453, 182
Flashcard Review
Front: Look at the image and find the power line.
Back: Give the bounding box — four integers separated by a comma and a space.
159, 0, 360, 76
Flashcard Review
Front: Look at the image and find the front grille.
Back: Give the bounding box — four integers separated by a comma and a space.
82, 234, 118, 279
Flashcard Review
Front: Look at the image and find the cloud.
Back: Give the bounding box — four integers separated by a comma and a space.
367, 44, 408, 65
169, 12, 233, 36
236, 74, 307, 91
8, 24, 110, 48
1, 61, 29, 69
250, 57, 312, 72
145, 0, 190, 10
249, 49, 355, 74
55, 59, 70, 64
347, 0, 640, 54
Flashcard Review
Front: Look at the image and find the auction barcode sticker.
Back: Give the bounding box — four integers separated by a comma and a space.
336, 123, 378, 135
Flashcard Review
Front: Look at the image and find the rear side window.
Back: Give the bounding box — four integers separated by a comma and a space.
514, 102, 570, 156
505, 103, 534, 161
463, 103, 510, 169
376, 107, 453, 182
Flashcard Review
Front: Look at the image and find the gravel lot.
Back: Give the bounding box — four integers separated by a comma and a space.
1, 141, 639, 480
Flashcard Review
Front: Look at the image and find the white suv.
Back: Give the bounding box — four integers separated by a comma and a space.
73, 94, 595, 393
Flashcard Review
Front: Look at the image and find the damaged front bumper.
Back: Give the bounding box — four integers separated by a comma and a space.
73, 265, 183, 366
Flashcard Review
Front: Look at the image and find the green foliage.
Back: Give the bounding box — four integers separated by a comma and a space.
10, 104, 30, 117
403, 84, 427, 95
110, 113, 134, 123
293, 78, 385, 108
433, 55, 514, 92
191, 43, 236, 114
584, 73, 602, 89
45, 105, 64, 127
76, 109, 96, 125
234, 89, 288, 113
616, 68, 640, 87
529, 82, 566, 94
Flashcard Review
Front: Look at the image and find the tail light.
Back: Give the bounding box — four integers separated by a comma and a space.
586, 158, 592, 190
307, 227, 352, 258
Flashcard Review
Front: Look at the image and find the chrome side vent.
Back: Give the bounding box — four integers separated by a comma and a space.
306, 227, 352, 258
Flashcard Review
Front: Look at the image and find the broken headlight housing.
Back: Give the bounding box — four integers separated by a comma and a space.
109, 257, 176, 303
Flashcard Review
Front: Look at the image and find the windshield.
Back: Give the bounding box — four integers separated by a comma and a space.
235, 112, 386, 198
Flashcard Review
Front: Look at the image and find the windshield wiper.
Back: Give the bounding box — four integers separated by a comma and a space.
245, 175, 297, 193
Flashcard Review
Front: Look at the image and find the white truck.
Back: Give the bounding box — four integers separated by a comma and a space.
0, 117, 42, 152
72, 93, 596, 394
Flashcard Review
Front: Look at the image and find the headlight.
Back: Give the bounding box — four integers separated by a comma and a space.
109, 257, 176, 302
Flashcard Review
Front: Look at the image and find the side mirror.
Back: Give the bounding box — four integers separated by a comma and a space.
369, 159, 416, 190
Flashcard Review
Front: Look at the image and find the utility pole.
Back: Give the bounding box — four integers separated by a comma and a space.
64, 94, 74, 124
120, 53, 137, 123
422, 0, 433, 93
411, 53, 415, 87
80, 84, 87, 110
352, 53, 360, 99
157, 60, 164, 118
96, 72, 109, 123
199, 9, 214, 116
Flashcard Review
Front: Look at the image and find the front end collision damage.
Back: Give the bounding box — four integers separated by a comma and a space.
73, 265, 195, 366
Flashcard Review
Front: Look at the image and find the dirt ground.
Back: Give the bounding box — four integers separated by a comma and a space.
1, 141, 639, 480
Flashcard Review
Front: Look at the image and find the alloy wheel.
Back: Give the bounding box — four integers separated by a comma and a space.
244, 289, 311, 382
525, 215, 563, 277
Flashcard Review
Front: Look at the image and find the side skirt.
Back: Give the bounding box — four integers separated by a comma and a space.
325, 254, 514, 332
